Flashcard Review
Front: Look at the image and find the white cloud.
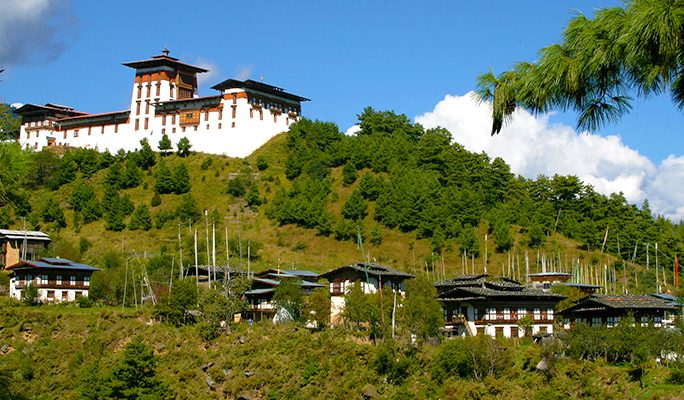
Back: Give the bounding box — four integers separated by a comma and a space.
194, 59, 219, 86
345, 124, 361, 136
415, 92, 683, 221
234, 65, 253, 81
0, 0, 76, 67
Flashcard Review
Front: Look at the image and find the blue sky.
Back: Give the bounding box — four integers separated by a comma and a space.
2, 0, 684, 220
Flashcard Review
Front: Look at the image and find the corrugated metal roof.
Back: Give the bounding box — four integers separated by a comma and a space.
5, 258, 99, 272
0, 229, 51, 241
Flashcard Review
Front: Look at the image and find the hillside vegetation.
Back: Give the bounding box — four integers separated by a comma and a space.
1, 109, 682, 301
1, 303, 684, 399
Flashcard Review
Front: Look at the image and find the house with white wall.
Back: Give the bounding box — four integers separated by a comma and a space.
436, 274, 564, 338
6, 257, 99, 302
320, 262, 414, 324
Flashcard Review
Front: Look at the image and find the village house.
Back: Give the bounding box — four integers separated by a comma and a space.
243, 269, 323, 322
15, 49, 309, 158
0, 229, 51, 268
5, 257, 99, 302
559, 294, 676, 329
436, 274, 565, 338
320, 262, 415, 324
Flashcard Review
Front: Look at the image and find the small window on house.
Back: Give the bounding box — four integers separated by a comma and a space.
171, 114, 176, 124
259, 110, 263, 120
547, 308, 554, 320
70, 276, 76, 286
503, 308, 511, 320
231, 122, 235, 128
218, 109, 223, 120
62, 291, 69, 301
206, 124, 210, 130
136, 102, 141, 115
145, 101, 150, 114
161, 128, 166, 135
162, 115, 166, 126
57, 275, 62, 285
114, 124, 118, 133
137, 85, 142, 98
156, 82, 161, 96
534, 308, 541, 320
101, 126, 105, 134
47, 290, 55, 299
146, 84, 151, 97
218, 123, 222, 129
144, 118, 149, 130
204, 111, 209, 121
84, 276, 90, 287
74, 129, 79, 138
88, 126, 91, 135
135, 120, 139, 130
172, 128, 176, 133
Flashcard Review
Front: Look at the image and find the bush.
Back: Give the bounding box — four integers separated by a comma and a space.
22, 283, 40, 306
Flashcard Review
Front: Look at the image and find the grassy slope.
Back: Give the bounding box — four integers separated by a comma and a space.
1, 304, 681, 399
5, 132, 658, 293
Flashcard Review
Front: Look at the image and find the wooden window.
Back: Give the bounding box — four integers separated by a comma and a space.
170, 85, 174, 98
274, 114, 277, 123
503, 308, 511, 320
47, 290, 55, 299
218, 123, 222, 129
547, 308, 554, 320
84, 276, 90, 287
534, 308, 541, 320
74, 129, 79, 138
62, 291, 69, 301
162, 115, 166, 126
101, 126, 105, 134
56, 275, 62, 285
172, 128, 176, 133
249, 108, 252, 118
171, 114, 176, 124
218, 109, 223, 120
70, 276, 76, 286
204, 111, 209, 121
63, 131, 67, 139
231, 122, 235, 128
517, 308, 526, 319
206, 124, 209, 130
137, 85, 142, 98
510, 326, 519, 338
145, 101, 150, 114
114, 124, 118, 133
259, 110, 263, 120
161, 128, 166, 135
144, 118, 149, 130
135, 119, 139, 130
156, 82, 161, 96
146, 84, 151, 97
88, 126, 91, 135
232, 93, 237, 104
136, 102, 141, 115
182, 127, 186, 132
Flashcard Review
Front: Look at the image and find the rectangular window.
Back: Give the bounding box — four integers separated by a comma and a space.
486, 308, 496, 321
144, 118, 149, 130
136, 102, 141, 115
218, 109, 223, 120
47, 290, 55, 299
503, 308, 511, 320
135, 119, 139, 130
101, 125, 105, 134
162, 115, 166, 126
145, 101, 150, 114
232, 107, 236, 119
172, 127, 176, 133
88, 126, 91, 135
218, 123, 222, 129
547, 308, 554, 320
171, 114, 176, 124
115, 124, 118, 133
84, 276, 90, 287
62, 291, 69, 301
591, 317, 602, 327
74, 129, 79, 138
156, 82, 160, 96
137, 85, 142, 98
56, 275, 62, 285
70, 276, 76, 286
204, 111, 209, 121
517, 308, 526, 319
146, 84, 151, 97
161, 128, 166, 135
534, 308, 541, 320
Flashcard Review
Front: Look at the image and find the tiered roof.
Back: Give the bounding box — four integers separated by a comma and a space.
436, 274, 563, 302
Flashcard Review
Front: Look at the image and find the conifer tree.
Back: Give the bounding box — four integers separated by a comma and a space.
154, 160, 175, 195
158, 134, 172, 155
172, 164, 190, 194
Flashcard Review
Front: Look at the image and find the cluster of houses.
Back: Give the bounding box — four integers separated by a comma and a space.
2, 230, 678, 337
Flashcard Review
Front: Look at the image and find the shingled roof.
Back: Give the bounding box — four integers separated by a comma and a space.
321, 262, 414, 281
559, 294, 676, 316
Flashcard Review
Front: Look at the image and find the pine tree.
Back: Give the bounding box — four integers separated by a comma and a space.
136, 138, 156, 170
342, 189, 368, 221
172, 164, 191, 194
176, 137, 192, 157
158, 134, 172, 155
154, 160, 175, 195
129, 204, 152, 231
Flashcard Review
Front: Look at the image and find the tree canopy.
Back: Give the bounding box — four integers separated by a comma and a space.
476, 0, 684, 134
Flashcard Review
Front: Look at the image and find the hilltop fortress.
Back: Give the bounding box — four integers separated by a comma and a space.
16, 50, 309, 157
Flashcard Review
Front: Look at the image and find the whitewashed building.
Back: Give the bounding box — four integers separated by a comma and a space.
16, 50, 309, 157
320, 262, 414, 324
6, 257, 99, 302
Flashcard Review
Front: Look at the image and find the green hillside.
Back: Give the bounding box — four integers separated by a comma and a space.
1, 110, 683, 299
